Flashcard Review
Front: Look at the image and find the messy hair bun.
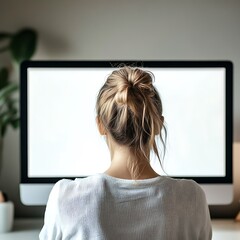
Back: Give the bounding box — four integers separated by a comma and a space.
96, 66, 166, 179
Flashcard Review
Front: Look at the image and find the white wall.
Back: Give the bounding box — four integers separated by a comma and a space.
0, 0, 239, 217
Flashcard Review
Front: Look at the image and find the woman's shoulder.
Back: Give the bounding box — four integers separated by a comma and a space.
163, 176, 202, 189
161, 176, 207, 201
52, 174, 106, 199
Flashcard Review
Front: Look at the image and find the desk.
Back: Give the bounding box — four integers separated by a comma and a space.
211, 220, 240, 239
0, 219, 43, 240
0, 219, 240, 239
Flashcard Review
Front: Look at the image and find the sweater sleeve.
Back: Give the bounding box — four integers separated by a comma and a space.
195, 184, 212, 240
39, 181, 63, 240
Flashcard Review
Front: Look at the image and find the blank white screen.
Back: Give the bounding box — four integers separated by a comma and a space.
27, 67, 225, 177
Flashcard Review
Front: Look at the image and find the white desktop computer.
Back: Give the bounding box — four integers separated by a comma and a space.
19, 61, 233, 205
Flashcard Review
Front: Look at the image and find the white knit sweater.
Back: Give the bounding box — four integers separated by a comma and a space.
39, 174, 212, 240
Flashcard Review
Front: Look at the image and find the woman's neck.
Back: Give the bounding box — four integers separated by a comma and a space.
104, 135, 159, 180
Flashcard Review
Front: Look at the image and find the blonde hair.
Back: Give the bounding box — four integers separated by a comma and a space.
96, 66, 166, 179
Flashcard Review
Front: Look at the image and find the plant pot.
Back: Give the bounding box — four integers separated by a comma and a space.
0, 201, 14, 233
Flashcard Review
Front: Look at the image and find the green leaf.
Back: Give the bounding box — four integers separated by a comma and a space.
0, 32, 11, 53
0, 67, 9, 90
10, 118, 19, 129
10, 28, 37, 63
1, 111, 12, 123
0, 85, 18, 111
0, 97, 17, 110
0, 83, 18, 101
1, 125, 6, 137
0, 108, 17, 119
0, 110, 18, 137
2, 111, 16, 123
6, 98, 18, 109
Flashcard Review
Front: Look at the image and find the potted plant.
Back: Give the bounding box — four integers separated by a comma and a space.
0, 28, 37, 232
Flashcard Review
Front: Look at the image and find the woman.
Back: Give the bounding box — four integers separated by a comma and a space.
40, 66, 212, 239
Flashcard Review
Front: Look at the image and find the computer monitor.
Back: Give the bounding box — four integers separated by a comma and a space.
20, 61, 233, 205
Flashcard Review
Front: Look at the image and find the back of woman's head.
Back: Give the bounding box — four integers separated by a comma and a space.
96, 66, 166, 179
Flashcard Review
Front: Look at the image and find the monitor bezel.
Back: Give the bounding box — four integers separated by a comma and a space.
20, 60, 233, 184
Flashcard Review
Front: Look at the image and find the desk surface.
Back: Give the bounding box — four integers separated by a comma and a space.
0, 219, 43, 240
0, 219, 240, 240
